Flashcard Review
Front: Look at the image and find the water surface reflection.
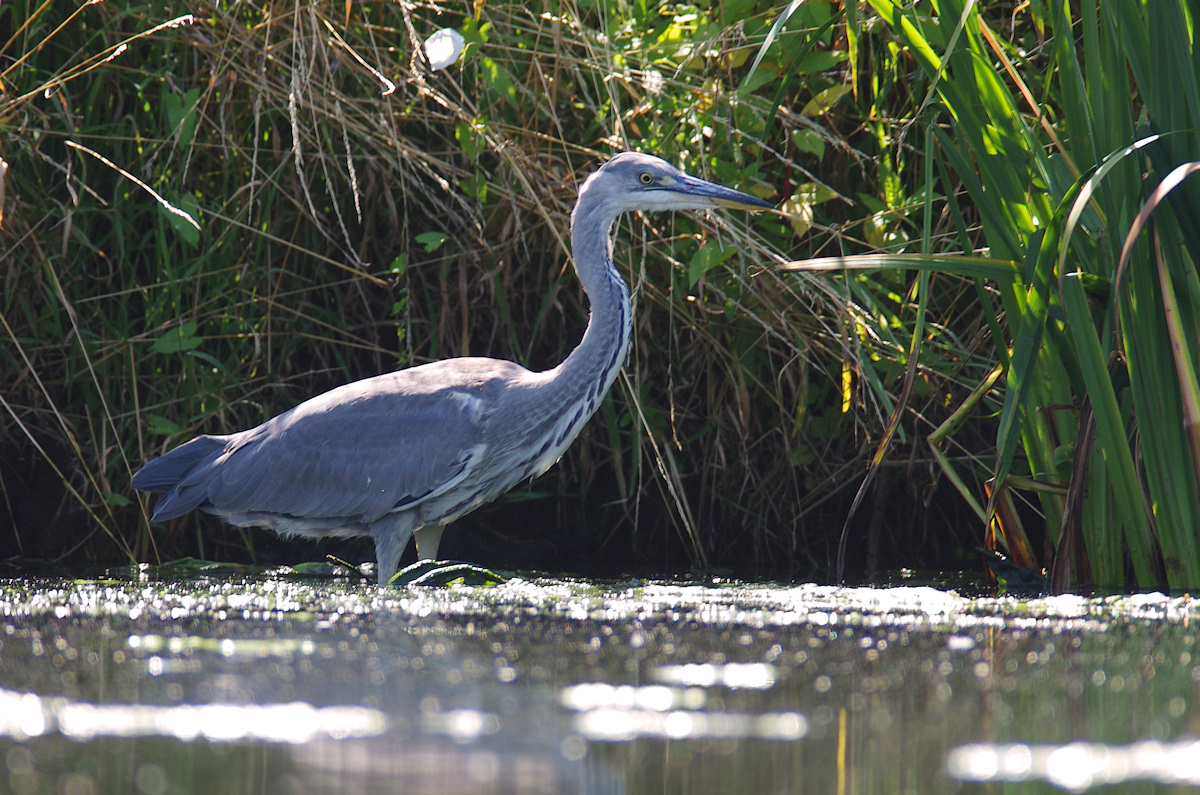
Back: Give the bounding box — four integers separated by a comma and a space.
0, 575, 1197, 793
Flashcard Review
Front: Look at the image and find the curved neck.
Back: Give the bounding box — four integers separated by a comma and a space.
543, 201, 632, 418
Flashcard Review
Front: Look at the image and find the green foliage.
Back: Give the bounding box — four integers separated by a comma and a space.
415, 232, 450, 253
150, 322, 203, 354
845, 0, 1200, 590
0, 0, 1004, 579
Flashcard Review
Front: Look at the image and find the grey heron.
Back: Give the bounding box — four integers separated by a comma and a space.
131, 152, 773, 584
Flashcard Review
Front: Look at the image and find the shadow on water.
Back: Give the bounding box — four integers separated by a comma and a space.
0, 570, 1198, 793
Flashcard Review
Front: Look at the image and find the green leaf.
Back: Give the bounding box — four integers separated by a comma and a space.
791, 129, 826, 159
150, 321, 202, 354
455, 121, 483, 161
458, 173, 488, 201
1060, 272, 1160, 585
106, 492, 132, 507
688, 240, 736, 288
460, 18, 490, 47
162, 192, 201, 247
144, 414, 183, 436
416, 232, 448, 252
480, 56, 515, 101
795, 50, 847, 74
744, 0, 804, 88
163, 87, 200, 148
718, 0, 757, 27
739, 67, 778, 96
779, 183, 837, 238
801, 84, 853, 117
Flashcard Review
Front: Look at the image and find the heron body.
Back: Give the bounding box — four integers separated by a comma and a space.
132, 152, 772, 584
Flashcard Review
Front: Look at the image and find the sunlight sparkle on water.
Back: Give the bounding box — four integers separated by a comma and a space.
652, 662, 776, 689
572, 708, 807, 742
560, 680, 805, 742
948, 741, 1200, 790
0, 687, 386, 744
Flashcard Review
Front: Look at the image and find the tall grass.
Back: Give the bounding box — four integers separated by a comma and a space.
6, 0, 955, 577
13, 0, 1120, 583
791, 0, 1200, 590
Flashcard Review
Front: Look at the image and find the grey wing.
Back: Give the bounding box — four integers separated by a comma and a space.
160, 384, 490, 525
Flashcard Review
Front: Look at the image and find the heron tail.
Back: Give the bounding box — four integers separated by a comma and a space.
131, 435, 229, 520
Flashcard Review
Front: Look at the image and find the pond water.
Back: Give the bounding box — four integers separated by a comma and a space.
0, 570, 1197, 794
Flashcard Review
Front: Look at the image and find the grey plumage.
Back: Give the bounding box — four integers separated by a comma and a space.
132, 152, 772, 584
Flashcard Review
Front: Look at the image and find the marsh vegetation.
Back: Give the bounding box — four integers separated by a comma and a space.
2, 1, 1199, 591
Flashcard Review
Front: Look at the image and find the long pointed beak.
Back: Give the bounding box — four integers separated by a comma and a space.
677, 174, 775, 211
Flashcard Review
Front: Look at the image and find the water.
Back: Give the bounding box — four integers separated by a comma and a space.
0, 570, 1197, 793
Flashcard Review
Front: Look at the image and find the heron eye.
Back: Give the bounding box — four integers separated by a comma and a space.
639, 172, 654, 185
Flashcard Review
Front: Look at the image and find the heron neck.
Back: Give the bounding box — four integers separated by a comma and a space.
548, 207, 632, 414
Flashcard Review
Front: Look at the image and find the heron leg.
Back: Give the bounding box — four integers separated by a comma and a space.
414, 524, 445, 560
369, 515, 416, 586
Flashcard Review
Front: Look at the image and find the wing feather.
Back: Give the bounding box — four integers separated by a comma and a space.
181, 360, 522, 525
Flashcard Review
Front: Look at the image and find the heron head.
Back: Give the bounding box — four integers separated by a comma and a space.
580, 152, 774, 215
